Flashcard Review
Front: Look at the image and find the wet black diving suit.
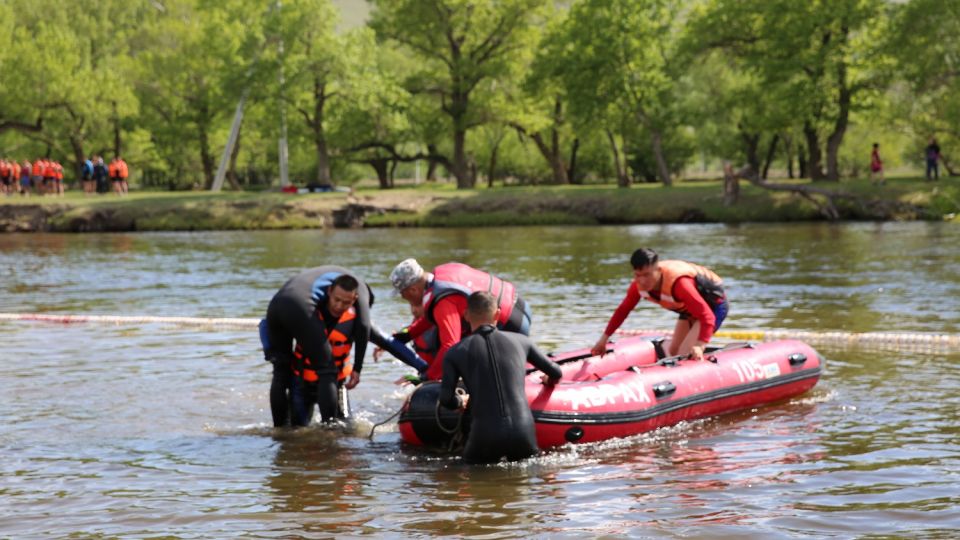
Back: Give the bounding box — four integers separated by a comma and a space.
262, 266, 373, 426
438, 324, 562, 463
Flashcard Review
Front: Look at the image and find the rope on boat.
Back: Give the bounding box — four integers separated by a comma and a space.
368, 406, 404, 440
618, 328, 960, 351
2, 312, 957, 350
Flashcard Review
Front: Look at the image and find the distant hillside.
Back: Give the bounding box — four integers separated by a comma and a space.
332, 0, 371, 29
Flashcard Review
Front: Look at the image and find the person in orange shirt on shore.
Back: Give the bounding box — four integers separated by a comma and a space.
110, 156, 129, 195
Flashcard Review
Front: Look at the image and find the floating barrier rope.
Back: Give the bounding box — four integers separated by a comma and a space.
2, 313, 957, 351
618, 328, 960, 351
0, 312, 260, 329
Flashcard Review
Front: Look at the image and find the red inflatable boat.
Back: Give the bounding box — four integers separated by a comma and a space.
398, 335, 823, 449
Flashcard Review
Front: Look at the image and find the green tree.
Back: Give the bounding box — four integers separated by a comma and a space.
888, 0, 960, 174
691, 0, 891, 181
370, 0, 548, 188
136, 0, 262, 188
547, 0, 689, 187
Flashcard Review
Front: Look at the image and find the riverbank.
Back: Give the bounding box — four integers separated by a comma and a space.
1, 177, 957, 232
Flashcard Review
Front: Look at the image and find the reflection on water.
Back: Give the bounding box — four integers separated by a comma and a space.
1, 223, 959, 538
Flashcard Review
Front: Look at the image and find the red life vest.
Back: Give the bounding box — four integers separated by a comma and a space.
423, 262, 517, 327
292, 306, 356, 383
637, 260, 724, 314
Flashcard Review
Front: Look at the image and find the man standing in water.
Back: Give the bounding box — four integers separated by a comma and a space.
591, 248, 728, 362
439, 292, 563, 463
389, 258, 533, 381
261, 267, 375, 427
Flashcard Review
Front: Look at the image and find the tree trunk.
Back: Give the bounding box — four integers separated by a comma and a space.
426, 144, 438, 182
226, 124, 243, 191
370, 158, 390, 189
797, 142, 807, 178
606, 129, 630, 188
761, 134, 780, 180
783, 134, 795, 179
824, 81, 850, 181
112, 101, 122, 157
452, 127, 473, 188
739, 125, 761, 172
803, 122, 825, 180
651, 129, 672, 186
69, 135, 86, 183
313, 79, 332, 187
198, 119, 215, 189
568, 138, 580, 184
487, 139, 499, 188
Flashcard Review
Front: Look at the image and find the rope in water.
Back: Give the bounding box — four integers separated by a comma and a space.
618, 328, 960, 350
2, 312, 957, 350
0, 312, 260, 328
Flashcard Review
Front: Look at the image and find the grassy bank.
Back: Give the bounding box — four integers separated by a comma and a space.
1, 176, 957, 232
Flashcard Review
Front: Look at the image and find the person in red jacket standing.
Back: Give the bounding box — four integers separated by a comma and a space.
591, 248, 729, 362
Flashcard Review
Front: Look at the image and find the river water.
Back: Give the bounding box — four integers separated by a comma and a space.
1, 223, 958, 538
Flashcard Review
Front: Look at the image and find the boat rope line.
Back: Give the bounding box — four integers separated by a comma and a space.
1, 312, 957, 350
618, 328, 960, 350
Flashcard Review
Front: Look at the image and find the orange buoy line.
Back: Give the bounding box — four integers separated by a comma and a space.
0, 312, 260, 329
617, 328, 960, 351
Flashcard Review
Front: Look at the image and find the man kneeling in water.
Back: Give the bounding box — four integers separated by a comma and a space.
439, 291, 563, 463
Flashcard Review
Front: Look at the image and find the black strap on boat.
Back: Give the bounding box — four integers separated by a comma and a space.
788, 353, 808, 365
652, 381, 677, 398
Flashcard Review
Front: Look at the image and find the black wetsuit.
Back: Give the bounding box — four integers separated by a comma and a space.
264, 266, 373, 426
439, 325, 562, 463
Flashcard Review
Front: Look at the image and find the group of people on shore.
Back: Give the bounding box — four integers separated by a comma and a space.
0, 156, 129, 196
260, 248, 729, 464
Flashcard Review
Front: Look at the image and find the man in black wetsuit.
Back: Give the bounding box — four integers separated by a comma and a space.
439, 291, 563, 463
262, 266, 376, 427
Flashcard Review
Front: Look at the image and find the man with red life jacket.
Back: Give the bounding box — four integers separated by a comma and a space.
591, 248, 729, 362
389, 258, 533, 381
262, 267, 377, 427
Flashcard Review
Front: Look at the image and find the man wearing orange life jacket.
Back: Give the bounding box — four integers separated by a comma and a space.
117, 156, 129, 195
109, 157, 129, 195
389, 258, 533, 381
31, 159, 44, 195
0, 159, 11, 195
262, 267, 379, 427
42, 159, 56, 196
591, 248, 729, 362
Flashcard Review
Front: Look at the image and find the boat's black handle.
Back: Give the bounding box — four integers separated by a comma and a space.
788, 353, 807, 365
652, 381, 676, 398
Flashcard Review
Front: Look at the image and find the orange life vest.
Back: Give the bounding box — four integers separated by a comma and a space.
118, 160, 129, 179
293, 306, 356, 383
636, 260, 724, 314
32, 161, 43, 176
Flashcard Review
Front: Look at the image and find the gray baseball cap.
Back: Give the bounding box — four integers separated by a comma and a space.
390, 258, 424, 292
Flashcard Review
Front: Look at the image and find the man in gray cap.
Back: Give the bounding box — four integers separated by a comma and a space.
389, 258, 532, 380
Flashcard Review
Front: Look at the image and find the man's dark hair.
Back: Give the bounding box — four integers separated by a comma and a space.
331, 274, 359, 292
467, 291, 498, 319
630, 248, 659, 269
